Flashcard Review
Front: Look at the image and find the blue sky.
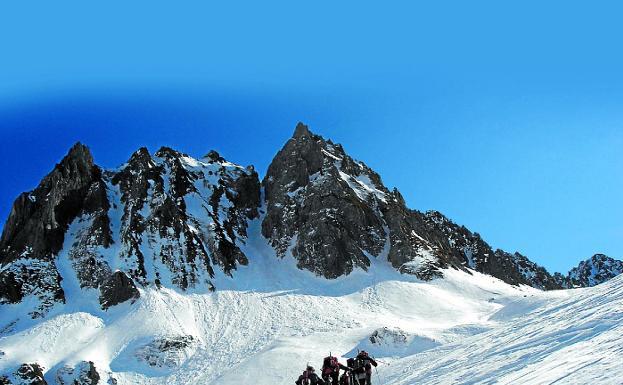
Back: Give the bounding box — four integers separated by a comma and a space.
1, 1, 621, 273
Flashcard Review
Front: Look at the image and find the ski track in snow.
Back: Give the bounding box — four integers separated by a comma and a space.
0, 215, 621, 385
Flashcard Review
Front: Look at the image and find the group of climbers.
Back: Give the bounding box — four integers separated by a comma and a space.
295, 351, 378, 385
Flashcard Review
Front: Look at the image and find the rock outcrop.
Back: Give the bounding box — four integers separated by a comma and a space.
556, 254, 623, 288
0, 143, 260, 318
0, 363, 48, 385
261, 123, 566, 285
99, 271, 140, 310
56, 361, 100, 385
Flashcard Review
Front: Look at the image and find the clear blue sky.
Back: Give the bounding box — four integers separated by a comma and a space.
1, 1, 621, 273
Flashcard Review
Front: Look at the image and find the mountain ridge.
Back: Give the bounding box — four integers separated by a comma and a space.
1, 123, 620, 321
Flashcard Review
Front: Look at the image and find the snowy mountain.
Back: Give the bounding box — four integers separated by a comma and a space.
555, 253, 623, 288
0, 123, 621, 384
0, 144, 259, 319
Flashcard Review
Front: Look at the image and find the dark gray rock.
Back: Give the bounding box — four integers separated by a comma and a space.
563, 254, 623, 288
99, 271, 140, 310
0, 141, 261, 317
56, 361, 100, 385
134, 335, 196, 369
15, 363, 47, 385
0, 143, 110, 314
262, 123, 388, 278
423, 211, 563, 289
0, 143, 108, 266
262, 123, 465, 279
261, 123, 573, 286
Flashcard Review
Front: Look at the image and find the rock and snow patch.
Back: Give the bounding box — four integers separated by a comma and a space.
55, 361, 100, 385
133, 336, 196, 371
347, 327, 441, 358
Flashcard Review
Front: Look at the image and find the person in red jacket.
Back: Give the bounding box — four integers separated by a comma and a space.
321, 355, 350, 385
296, 366, 325, 385
351, 351, 377, 385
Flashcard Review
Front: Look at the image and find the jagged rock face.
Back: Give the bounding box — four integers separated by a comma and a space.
0, 143, 109, 316
0, 144, 260, 317
56, 361, 100, 385
0, 363, 48, 385
262, 123, 387, 277
561, 254, 623, 288
108, 146, 260, 288
495, 250, 562, 290
99, 271, 140, 310
423, 211, 562, 289
262, 123, 464, 279
261, 123, 572, 286
0, 122, 616, 319
134, 335, 196, 370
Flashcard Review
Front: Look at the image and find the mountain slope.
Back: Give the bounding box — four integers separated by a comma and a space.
0, 145, 260, 318
262, 123, 564, 286
382, 274, 623, 385
3, 122, 621, 323
563, 253, 623, 288
0, 122, 622, 384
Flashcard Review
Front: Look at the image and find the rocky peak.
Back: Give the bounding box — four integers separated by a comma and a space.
292, 121, 312, 139
0, 141, 105, 264
262, 123, 392, 278
262, 123, 460, 279
203, 150, 224, 163
564, 253, 623, 288
1, 142, 261, 318
126, 147, 154, 168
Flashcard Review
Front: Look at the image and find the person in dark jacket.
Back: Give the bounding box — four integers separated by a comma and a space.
351, 351, 377, 385
296, 366, 325, 385
321, 355, 351, 385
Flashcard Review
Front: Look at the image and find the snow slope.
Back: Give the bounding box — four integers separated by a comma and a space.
1, 215, 621, 384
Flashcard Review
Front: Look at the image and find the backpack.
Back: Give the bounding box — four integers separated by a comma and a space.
350, 357, 367, 374
346, 358, 355, 370
322, 356, 339, 375
301, 370, 311, 385
339, 371, 351, 385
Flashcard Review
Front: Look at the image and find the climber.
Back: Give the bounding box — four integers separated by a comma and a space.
321, 354, 351, 385
296, 365, 326, 385
349, 351, 377, 385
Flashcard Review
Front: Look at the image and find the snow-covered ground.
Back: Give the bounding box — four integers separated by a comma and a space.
1, 216, 621, 384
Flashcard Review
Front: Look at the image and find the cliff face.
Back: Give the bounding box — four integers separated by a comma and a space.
0, 144, 260, 317
556, 254, 623, 288
262, 123, 564, 285
262, 123, 465, 280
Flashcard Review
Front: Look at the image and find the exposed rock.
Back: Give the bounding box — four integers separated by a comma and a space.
562, 254, 623, 288
134, 335, 196, 369
56, 361, 100, 385
0, 142, 261, 317
262, 123, 388, 278
262, 123, 468, 279
424, 211, 562, 289
0, 259, 65, 318
0, 123, 616, 316
0, 143, 107, 265
0, 143, 109, 313
369, 327, 409, 346
99, 271, 140, 310
14, 363, 47, 385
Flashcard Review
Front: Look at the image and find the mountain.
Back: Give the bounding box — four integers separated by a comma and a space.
261, 123, 568, 287
0, 123, 621, 384
0, 144, 259, 318
2, 123, 620, 322
554, 253, 623, 288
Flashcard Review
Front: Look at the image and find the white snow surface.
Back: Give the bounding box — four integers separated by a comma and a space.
1, 215, 622, 384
